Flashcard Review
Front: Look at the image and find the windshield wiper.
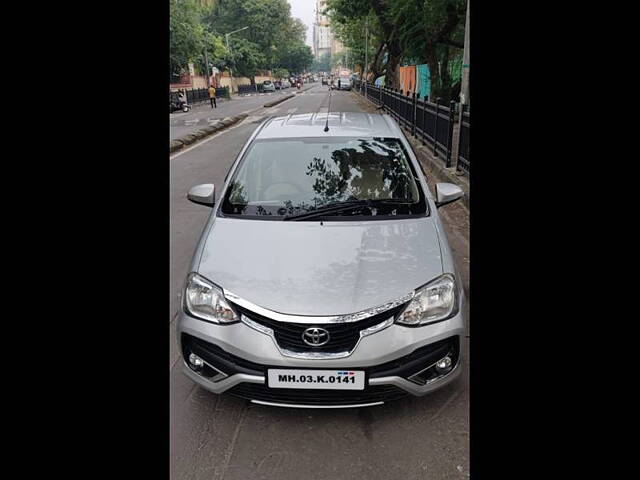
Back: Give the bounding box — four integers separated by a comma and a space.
282, 199, 414, 221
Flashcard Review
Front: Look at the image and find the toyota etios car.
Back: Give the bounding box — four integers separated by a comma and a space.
178, 112, 466, 408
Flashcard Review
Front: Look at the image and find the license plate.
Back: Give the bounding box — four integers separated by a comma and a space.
267, 369, 365, 390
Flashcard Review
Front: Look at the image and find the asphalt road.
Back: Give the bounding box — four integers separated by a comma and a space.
170, 88, 297, 140
169, 83, 470, 480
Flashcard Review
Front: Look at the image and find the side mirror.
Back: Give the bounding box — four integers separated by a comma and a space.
187, 184, 215, 207
435, 183, 464, 208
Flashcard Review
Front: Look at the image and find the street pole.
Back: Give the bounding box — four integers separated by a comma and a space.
225, 34, 233, 94
204, 48, 210, 88
365, 16, 368, 98
224, 26, 248, 95
460, 0, 470, 106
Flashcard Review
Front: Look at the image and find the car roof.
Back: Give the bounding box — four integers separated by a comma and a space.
256, 112, 401, 139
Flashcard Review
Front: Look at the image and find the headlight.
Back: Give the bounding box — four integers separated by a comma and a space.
183, 273, 239, 324
396, 274, 458, 326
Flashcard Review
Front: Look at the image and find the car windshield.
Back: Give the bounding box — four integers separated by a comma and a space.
340, 77, 350, 82
220, 137, 427, 219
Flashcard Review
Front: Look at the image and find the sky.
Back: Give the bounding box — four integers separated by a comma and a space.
287, 0, 315, 48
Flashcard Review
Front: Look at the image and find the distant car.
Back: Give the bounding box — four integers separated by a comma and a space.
322, 77, 328, 85
338, 76, 352, 91
262, 80, 276, 92
281, 80, 291, 89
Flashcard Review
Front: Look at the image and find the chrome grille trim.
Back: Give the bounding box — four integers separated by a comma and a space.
224, 290, 414, 324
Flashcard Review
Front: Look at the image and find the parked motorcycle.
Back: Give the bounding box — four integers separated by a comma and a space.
170, 92, 191, 113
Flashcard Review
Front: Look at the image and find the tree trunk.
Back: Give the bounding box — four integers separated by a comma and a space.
439, 46, 452, 102
369, 42, 385, 81
385, 50, 401, 89
425, 47, 440, 101
370, 0, 402, 89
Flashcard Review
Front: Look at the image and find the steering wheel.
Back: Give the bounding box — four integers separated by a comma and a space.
263, 181, 305, 201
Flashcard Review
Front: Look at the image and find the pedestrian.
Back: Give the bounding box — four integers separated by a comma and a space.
208, 83, 217, 109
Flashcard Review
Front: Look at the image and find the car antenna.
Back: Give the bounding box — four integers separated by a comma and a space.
324, 84, 332, 132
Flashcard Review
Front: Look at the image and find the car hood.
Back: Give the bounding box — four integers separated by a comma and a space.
198, 217, 443, 316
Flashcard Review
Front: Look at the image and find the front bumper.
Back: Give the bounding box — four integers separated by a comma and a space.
177, 306, 464, 408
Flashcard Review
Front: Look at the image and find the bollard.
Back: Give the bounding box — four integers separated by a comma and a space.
433, 97, 441, 158
411, 92, 420, 138
421, 95, 427, 146
411, 92, 417, 137
446, 101, 456, 168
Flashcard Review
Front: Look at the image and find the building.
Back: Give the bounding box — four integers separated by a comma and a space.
313, 0, 344, 61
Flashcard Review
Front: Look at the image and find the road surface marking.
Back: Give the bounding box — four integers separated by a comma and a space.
170, 120, 250, 160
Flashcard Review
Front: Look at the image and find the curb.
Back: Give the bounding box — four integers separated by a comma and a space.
263, 94, 295, 108
169, 114, 248, 153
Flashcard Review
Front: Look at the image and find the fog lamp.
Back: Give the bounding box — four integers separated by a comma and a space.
435, 356, 452, 373
188, 353, 204, 370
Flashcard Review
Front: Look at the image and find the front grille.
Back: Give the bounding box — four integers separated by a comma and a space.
232, 303, 408, 353
228, 383, 408, 406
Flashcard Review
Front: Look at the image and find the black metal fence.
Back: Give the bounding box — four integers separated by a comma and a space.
353, 79, 470, 175
170, 87, 229, 106
237, 83, 291, 95
238, 84, 259, 95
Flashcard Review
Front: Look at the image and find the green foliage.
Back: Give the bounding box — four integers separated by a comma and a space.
325, 0, 467, 100
204, 0, 313, 77
277, 43, 314, 75
272, 68, 289, 80
170, 0, 228, 78
226, 37, 266, 78
170, 0, 314, 82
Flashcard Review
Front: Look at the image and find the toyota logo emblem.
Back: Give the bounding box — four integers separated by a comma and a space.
302, 327, 330, 346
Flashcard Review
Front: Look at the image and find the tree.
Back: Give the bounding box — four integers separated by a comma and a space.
325, 0, 401, 86
170, 0, 227, 81
203, 0, 313, 81
170, 0, 206, 78
389, 0, 465, 100
326, 0, 467, 100
277, 43, 314, 74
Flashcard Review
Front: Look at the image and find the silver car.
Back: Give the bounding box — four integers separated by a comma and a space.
178, 112, 466, 408
262, 80, 276, 92
337, 76, 352, 90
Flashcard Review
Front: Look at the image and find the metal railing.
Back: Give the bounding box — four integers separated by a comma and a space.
238, 84, 259, 95
353, 79, 470, 175
170, 87, 230, 106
